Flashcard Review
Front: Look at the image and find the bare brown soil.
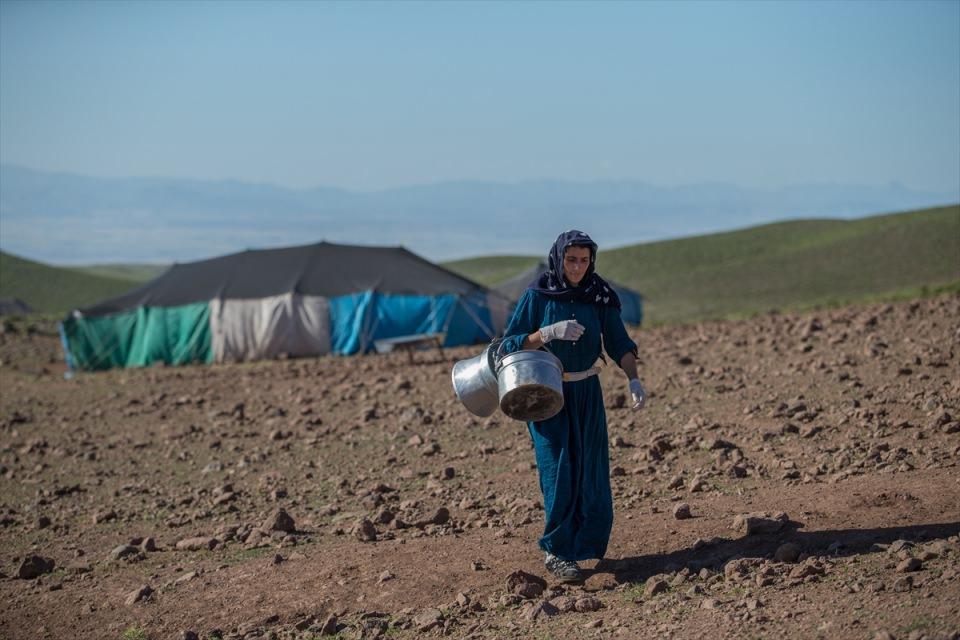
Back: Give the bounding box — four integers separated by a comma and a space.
1, 295, 958, 640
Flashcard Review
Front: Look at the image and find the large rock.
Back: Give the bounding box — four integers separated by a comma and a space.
774, 543, 801, 563
374, 508, 395, 525
892, 575, 913, 592
514, 581, 543, 599
318, 614, 338, 635
688, 476, 708, 493
174, 571, 198, 585
505, 570, 547, 593
731, 512, 789, 535
549, 596, 577, 613
17, 555, 55, 579
644, 577, 670, 598
92, 510, 117, 524
261, 508, 296, 533
213, 491, 236, 506
788, 560, 825, 580
724, 557, 763, 581
707, 438, 736, 450
923, 540, 955, 557
430, 507, 451, 525
416, 507, 450, 528
574, 596, 602, 612
888, 540, 913, 554
896, 557, 922, 573
523, 600, 559, 622
124, 584, 154, 606
413, 608, 443, 632
243, 529, 269, 550
110, 544, 140, 561
354, 519, 378, 542
175, 536, 218, 551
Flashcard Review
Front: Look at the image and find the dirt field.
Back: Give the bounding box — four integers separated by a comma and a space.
1, 294, 958, 640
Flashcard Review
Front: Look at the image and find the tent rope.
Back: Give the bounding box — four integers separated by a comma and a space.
456, 294, 495, 339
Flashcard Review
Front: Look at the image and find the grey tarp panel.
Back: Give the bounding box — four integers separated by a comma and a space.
210, 293, 330, 362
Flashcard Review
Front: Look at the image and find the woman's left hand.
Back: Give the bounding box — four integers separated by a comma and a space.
628, 379, 646, 410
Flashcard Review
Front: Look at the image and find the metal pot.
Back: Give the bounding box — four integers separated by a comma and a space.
496, 349, 564, 422
451, 340, 501, 417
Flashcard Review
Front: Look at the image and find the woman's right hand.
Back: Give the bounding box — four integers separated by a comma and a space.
629, 379, 646, 410
539, 320, 585, 343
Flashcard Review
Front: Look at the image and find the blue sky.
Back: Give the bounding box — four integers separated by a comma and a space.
2, 0, 958, 193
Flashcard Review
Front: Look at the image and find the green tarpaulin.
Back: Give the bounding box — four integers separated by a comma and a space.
62, 302, 212, 371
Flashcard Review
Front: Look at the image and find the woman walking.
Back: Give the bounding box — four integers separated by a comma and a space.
500, 230, 646, 582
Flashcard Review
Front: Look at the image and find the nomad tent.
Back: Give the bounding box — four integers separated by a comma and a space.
0, 298, 33, 316
61, 242, 510, 371
494, 261, 644, 326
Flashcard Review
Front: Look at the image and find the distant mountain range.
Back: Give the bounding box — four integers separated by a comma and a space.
1, 163, 957, 265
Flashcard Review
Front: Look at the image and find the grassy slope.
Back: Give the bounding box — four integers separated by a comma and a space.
444, 205, 960, 324
0, 251, 141, 314
3, 205, 957, 320
441, 255, 542, 287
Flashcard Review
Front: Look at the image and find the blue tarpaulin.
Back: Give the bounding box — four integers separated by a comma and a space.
329, 291, 497, 355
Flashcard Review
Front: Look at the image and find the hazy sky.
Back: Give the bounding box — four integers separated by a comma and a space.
1, 0, 958, 192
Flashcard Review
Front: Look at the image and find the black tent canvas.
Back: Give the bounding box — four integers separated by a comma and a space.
61, 242, 509, 370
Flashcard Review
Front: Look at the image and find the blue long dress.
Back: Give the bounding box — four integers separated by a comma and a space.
501, 288, 638, 561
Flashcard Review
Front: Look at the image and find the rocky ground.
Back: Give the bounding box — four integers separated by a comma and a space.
0, 294, 958, 640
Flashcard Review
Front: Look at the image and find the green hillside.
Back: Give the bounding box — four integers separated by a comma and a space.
0, 251, 141, 314
69, 263, 169, 282
445, 205, 960, 324
3, 205, 957, 321
442, 255, 541, 287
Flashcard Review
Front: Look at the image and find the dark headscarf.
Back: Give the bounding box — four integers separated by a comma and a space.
528, 230, 621, 309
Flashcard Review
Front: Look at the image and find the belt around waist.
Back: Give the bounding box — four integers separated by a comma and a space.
562, 367, 601, 382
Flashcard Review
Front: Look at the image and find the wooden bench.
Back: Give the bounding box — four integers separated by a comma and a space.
373, 333, 446, 364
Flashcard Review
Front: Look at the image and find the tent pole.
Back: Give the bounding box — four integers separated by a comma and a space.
456, 295, 495, 339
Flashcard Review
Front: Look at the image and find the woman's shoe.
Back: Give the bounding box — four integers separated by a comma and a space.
545, 553, 583, 583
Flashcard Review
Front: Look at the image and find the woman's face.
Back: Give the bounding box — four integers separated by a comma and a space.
562, 245, 592, 286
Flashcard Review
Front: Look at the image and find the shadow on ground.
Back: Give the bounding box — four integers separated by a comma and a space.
594, 521, 960, 584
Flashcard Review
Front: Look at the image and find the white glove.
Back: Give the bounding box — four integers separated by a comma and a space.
539, 320, 585, 343
629, 379, 646, 410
